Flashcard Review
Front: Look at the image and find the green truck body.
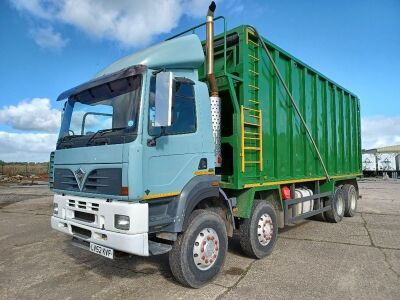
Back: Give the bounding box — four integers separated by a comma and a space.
199, 25, 362, 188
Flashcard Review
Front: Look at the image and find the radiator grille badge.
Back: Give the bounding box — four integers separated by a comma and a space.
74, 168, 86, 190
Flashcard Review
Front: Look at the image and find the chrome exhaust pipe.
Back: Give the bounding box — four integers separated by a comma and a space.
206, 1, 218, 97
206, 1, 221, 167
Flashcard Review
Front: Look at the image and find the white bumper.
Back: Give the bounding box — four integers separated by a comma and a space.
51, 194, 149, 256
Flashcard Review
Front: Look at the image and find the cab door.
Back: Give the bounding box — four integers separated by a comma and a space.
141, 75, 204, 198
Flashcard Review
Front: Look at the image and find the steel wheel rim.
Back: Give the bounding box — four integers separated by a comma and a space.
350, 192, 357, 211
257, 213, 274, 246
336, 195, 344, 216
193, 227, 219, 271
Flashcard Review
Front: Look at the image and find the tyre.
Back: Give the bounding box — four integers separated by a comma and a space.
239, 200, 278, 259
168, 209, 228, 288
324, 187, 345, 223
342, 184, 358, 217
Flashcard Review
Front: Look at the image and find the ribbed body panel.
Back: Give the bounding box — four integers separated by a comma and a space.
199, 25, 362, 189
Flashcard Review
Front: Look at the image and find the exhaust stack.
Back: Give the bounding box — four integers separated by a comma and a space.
206, 1, 218, 96
206, 1, 221, 167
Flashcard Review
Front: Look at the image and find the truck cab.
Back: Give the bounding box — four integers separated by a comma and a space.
51, 32, 224, 254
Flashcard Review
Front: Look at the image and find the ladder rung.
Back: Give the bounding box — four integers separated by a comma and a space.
248, 54, 259, 61
249, 69, 259, 75
244, 147, 261, 150
248, 99, 259, 104
243, 106, 261, 113
248, 39, 259, 47
244, 137, 260, 140
244, 121, 260, 127
249, 84, 259, 90
245, 161, 261, 164
249, 114, 260, 118
244, 131, 260, 135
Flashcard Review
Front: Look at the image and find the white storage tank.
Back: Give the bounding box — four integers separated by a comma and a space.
377, 154, 396, 171
362, 154, 376, 171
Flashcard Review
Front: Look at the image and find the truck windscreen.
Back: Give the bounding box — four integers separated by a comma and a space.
57, 75, 142, 149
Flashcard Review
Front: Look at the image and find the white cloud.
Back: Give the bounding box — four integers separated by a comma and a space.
0, 131, 57, 162
0, 98, 61, 133
31, 27, 68, 50
11, 0, 224, 47
362, 116, 400, 150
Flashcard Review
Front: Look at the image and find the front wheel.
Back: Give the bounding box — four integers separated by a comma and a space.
168, 209, 228, 288
239, 200, 278, 259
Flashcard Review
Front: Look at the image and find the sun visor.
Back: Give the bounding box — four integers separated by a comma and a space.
57, 65, 147, 101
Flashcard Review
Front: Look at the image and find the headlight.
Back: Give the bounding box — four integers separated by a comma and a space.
53, 203, 59, 215
115, 215, 130, 230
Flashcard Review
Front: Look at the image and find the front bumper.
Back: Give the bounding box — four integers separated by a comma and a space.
51, 194, 149, 256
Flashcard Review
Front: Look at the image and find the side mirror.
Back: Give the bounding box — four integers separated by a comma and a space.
154, 72, 174, 127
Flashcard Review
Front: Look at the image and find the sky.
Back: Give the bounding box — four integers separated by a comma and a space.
0, 0, 399, 162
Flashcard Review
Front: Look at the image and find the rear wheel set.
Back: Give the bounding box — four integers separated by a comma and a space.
324, 184, 358, 222
342, 184, 358, 217
239, 200, 278, 259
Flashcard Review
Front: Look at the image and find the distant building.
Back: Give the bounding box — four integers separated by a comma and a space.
362, 145, 400, 178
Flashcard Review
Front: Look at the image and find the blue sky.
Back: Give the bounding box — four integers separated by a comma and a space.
0, 0, 399, 162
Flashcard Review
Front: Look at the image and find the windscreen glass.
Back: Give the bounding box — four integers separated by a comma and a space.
57, 75, 142, 149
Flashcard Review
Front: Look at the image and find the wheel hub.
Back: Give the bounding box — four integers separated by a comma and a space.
193, 228, 219, 270
350, 193, 356, 210
257, 213, 274, 246
336, 195, 344, 215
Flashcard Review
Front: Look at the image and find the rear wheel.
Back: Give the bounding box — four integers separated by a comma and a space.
168, 209, 228, 288
239, 200, 278, 259
324, 187, 345, 223
342, 184, 358, 217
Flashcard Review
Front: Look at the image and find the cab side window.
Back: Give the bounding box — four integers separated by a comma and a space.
149, 76, 196, 136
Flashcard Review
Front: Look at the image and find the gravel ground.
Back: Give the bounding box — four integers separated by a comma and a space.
0, 179, 399, 299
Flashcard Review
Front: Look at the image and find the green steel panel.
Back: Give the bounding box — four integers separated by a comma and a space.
198, 25, 362, 190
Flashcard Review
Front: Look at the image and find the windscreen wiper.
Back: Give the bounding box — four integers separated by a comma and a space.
86, 127, 126, 145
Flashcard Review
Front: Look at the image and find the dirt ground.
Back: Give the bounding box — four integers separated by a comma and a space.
0, 179, 399, 299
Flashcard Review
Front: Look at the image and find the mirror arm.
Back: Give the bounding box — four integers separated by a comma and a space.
152, 68, 166, 76
147, 127, 166, 147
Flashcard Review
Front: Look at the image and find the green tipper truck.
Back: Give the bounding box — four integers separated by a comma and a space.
50, 2, 362, 287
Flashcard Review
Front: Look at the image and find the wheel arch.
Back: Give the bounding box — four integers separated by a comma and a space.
234, 186, 282, 219
175, 176, 235, 236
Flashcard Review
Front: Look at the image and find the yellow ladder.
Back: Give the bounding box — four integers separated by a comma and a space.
241, 105, 263, 172
247, 29, 260, 107
240, 29, 263, 173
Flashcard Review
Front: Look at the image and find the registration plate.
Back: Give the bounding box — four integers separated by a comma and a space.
89, 242, 114, 259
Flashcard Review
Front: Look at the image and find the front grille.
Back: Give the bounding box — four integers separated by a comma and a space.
74, 210, 95, 223
71, 225, 91, 239
83, 169, 122, 195
54, 169, 79, 191
53, 168, 122, 195
48, 151, 55, 190
68, 199, 99, 211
